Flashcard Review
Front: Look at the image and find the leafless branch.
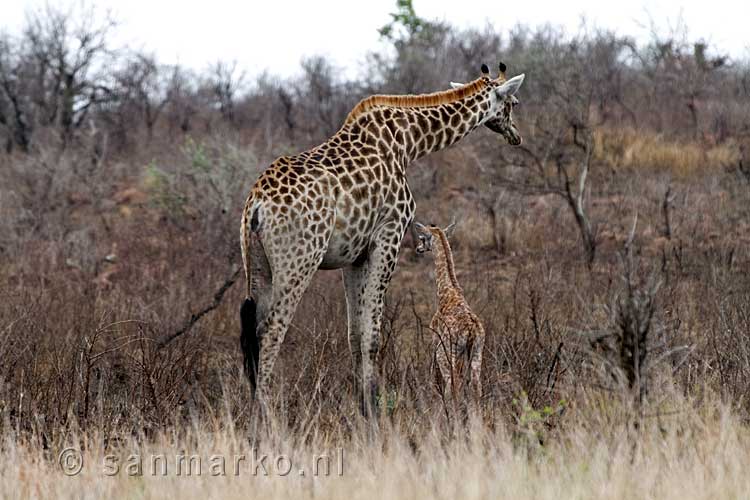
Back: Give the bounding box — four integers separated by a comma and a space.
156, 266, 241, 348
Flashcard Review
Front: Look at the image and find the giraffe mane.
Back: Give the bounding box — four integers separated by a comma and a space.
343, 77, 490, 125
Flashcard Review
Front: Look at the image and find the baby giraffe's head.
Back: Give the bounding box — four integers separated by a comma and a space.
414, 221, 456, 254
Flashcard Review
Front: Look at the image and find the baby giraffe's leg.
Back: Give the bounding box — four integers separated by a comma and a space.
469, 335, 484, 405
434, 326, 459, 422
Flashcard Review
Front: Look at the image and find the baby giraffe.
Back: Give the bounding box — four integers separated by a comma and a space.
414, 222, 485, 407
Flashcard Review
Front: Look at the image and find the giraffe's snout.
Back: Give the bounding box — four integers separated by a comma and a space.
504, 123, 523, 146
508, 132, 522, 146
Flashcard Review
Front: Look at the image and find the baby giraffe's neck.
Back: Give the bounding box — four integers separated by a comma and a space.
432, 230, 462, 299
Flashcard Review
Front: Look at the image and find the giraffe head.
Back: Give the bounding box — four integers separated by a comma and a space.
414, 221, 456, 254
451, 63, 526, 145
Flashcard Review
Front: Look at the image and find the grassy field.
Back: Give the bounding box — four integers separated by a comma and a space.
4, 396, 750, 499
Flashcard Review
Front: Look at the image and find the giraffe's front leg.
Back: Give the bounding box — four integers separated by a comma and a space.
343, 263, 368, 402
358, 219, 408, 419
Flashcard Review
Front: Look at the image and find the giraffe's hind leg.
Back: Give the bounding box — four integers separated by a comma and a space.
434, 329, 459, 422
254, 255, 323, 412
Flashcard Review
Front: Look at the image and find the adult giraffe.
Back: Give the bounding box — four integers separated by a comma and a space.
240, 63, 525, 417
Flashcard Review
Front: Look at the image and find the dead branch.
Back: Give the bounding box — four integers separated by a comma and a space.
156, 266, 241, 348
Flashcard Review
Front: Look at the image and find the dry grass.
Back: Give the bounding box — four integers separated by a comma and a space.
3, 394, 750, 499
594, 127, 740, 177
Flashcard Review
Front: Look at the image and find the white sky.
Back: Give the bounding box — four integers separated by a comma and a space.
3, 0, 748, 79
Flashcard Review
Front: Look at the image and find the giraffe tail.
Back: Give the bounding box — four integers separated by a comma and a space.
240, 297, 260, 390
240, 199, 261, 392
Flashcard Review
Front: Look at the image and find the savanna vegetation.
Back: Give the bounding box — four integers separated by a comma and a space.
1, 1, 750, 498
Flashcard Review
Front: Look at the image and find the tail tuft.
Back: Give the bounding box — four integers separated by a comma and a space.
240, 298, 260, 391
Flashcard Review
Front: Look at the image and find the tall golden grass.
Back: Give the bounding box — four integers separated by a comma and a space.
3, 392, 749, 499
594, 128, 739, 177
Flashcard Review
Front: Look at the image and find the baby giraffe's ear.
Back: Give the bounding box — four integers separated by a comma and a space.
443, 217, 459, 238
449, 82, 464, 89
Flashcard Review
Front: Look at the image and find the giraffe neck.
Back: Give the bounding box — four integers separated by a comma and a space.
342, 80, 492, 169
398, 96, 489, 163
432, 230, 462, 298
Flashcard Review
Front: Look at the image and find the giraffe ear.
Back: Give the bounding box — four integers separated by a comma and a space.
496, 73, 525, 97
443, 217, 458, 237
449, 82, 464, 89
